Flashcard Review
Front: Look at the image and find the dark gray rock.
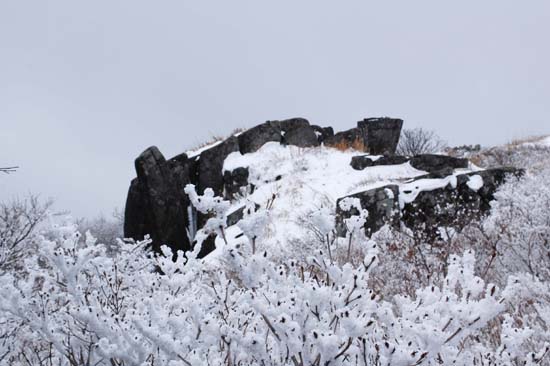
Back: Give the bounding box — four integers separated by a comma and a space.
198, 136, 240, 195
410, 167, 456, 180
401, 167, 523, 239
195, 234, 217, 259
350, 156, 375, 170
223, 167, 249, 199
336, 185, 400, 236
335, 167, 523, 239
283, 125, 320, 148
350, 155, 410, 170
409, 154, 469, 173
274, 117, 310, 132
357, 118, 403, 155
123, 178, 148, 241
469, 167, 524, 211
226, 203, 261, 227
124, 146, 192, 255
311, 125, 334, 144
238, 121, 282, 154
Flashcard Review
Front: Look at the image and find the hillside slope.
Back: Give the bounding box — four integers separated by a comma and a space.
2, 120, 550, 365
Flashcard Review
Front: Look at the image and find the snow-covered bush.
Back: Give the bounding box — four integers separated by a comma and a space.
76, 211, 123, 256
1, 212, 548, 365
0, 196, 51, 276
185, 183, 231, 250
370, 164, 550, 360
2, 162, 550, 365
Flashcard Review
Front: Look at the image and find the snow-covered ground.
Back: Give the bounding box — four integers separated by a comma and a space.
214, 142, 481, 258
3, 136, 550, 365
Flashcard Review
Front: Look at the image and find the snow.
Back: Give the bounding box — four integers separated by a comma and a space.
398, 175, 458, 208
221, 143, 478, 258
3, 138, 549, 364
520, 135, 550, 148
467, 175, 484, 192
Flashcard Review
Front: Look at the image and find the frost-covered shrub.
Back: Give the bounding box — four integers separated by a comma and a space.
370, 163, 550, 361
76, 211, 123, 256
0, 196, 51, 276
1, 214, 548, 365
2, 166, 550, 365
185, 183, 231, 251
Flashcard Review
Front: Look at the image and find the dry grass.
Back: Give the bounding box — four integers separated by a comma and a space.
187, 127, 247, 153
188, 135, 225, 152
327, 137, 367, 152
468, 155, 485, 167
507, 135, 548, 148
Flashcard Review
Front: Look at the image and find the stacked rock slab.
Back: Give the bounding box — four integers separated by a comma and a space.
324, 117, 403, 155
335, 186, 400, 236
358, 117, 403, 155
350, 154, 469, 175
124, 147, 192, 254
336, 167, 523, 239
125, 117, 331, 256
123, 117, 406, 257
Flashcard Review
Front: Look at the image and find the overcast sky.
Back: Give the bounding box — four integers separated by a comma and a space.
1, 1, 549, 218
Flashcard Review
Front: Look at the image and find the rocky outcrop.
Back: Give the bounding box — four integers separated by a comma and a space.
311, 125, 334, 144
336, 167, 523, 239
198, 136, 240, 195
283, 125, 320, 148
127, 116, 484, 257
409, 154, 468, 173
238, 121, 282, 154
124, 147, 192, 254
274, 117, 310, 132
351, 154, 468, 174
125, 117, 328, 256
325, 117, 403, 155
350, 155, 409, 170
401, 168, 523, 239
223, 167, 249, 200
357, 117, 403, 155
336, 186, 400, 236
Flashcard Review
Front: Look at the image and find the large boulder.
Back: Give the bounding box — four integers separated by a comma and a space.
274, 117, 310, 132
223, 167, 249, 199
123, 178, 148, 241
400, 167, 523, 239
124, 146, 192, 254
357, 117, 403, 155
350, 155, 409, 170
283, 125, 320, 148
238, 121, 282, 154
198, 136, 240, 195
336, 185, 400, 236
409, 154, 468, 173
335, 167, 523, 239
311, 125, 334, 144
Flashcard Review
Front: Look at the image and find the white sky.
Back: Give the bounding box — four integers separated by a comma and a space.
1, 1, 549, 218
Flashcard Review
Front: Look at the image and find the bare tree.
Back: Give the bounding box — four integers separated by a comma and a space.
397, 128, 447, 156
0, 166, 18, 174
0, 196, 52, 274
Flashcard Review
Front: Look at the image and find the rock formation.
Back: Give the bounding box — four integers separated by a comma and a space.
124, 116, 519, 257
124, 147, 192, 254
336, 167, 523, 238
